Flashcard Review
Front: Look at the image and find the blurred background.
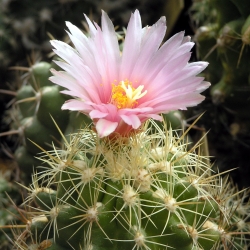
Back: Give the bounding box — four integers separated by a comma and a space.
0, 0, 250, 248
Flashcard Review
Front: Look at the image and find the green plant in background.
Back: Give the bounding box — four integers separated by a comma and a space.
0, 165, 21, 250
190, 0, 250, 187
4, 7, 249, 250
0, 58, 91, 250
1, 3, 250, 250
0, 60, 87, 175
9, 120, 250, 249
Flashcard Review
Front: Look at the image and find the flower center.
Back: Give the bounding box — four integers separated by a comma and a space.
111, 80, 147, 109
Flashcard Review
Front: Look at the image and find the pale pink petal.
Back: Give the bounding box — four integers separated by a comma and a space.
101, 10, 120, 80
65, 23, 98, 74
89, 110, 108, 119
49, 70, 83, 96
83, 14, 97, 37
171, 42, 194, 61
196, 81, 211, 91
96, 119, 118, 138
147, 61, 209, 97
50, 64, 101, 104
120, 9, 142, 79
120, 114, 141, 129
130, 16, 167, 83
62, 99, 92, 112
142, 114, 163, 121
139, 52, 192, 96
153, 94, 206, 112
182, 35, 192, 44
138, 32, 186, 85
86, 28, 116, 103
90, 103, 118, 121
119, 107, 153, 114
51, 54, 93, 86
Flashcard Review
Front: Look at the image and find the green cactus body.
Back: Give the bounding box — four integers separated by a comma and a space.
14, 145, 43, 173
36, 85, 69, 131
29, 62, 53, 89
3, 60, 98, 176
6, 61, 80, 174
22, 116, 60, 154
14, 121, 249, 250
16, 85, 36, 117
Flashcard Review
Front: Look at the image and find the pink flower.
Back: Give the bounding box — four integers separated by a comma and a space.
49, 10, 210, 138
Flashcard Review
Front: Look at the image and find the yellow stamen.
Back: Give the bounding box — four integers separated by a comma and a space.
111, 80, 147, 109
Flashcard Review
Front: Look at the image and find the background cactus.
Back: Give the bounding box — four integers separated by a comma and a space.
0, 161, 22, 250
190, 0, 250, 188
1, 60, 73, 175
9, 121, 250, 250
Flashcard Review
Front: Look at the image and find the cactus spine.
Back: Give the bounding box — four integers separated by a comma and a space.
190, 0, 250, 188
10, 120, 250, 250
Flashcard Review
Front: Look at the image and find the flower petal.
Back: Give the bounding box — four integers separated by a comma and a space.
61, 99, 92, 112
120, 114, 141, 129
101, 10, 121, 80
130, 16, 167, 83
89, 110, 108, 119
120, 9, 142, 79
96, 119, 118, 138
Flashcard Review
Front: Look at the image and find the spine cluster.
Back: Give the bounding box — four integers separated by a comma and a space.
12, 121, 249, 250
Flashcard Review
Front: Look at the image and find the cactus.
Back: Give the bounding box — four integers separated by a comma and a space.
8, 120, 249, 250
1, 61, 70, 174
0, 164, 21, 250
191, 0, 250, 106
0, 59, 94, 175
190, 0, 250, 187
2, 4, 249, 249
